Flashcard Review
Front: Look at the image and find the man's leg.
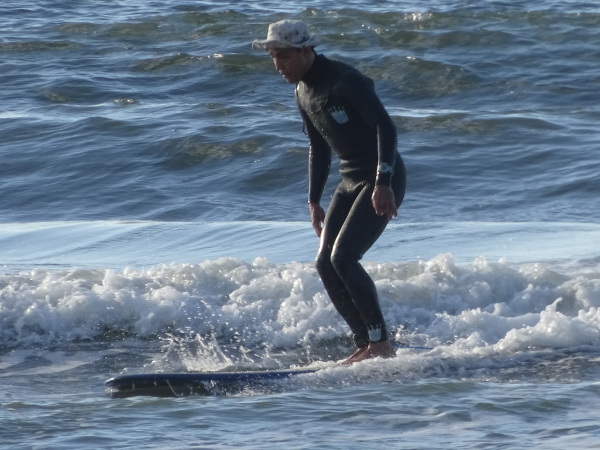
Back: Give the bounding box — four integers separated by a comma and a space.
315, 181, 371, 351
329, 181, 397, 362
330, 183, 390, 337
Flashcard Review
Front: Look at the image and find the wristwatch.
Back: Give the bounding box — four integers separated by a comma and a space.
377, 163, 394, 174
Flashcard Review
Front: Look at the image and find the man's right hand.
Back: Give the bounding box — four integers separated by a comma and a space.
308, 201, 325, 237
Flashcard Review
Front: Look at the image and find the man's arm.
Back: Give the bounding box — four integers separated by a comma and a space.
338, 71, 398, 219
340, 71, 397, 177
307, 139, 330, 236
296, 93, 331, 235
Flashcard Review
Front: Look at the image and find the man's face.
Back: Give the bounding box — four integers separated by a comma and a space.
268, 47, 312, 84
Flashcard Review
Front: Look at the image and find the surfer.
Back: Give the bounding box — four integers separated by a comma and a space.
253, 20, 406, 364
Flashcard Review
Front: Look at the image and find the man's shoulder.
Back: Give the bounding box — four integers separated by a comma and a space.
322, 57, 373, 94
320, 55, 359, 78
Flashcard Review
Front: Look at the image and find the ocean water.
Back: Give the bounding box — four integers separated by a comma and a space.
1, 0, 600, 448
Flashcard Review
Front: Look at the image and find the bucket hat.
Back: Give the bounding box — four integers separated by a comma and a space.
252, 20, 320, 50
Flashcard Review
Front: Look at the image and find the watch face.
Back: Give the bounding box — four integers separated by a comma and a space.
378, 163, 392, 173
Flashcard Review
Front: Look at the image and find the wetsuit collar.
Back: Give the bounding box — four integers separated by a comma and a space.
301, 53, 327, 86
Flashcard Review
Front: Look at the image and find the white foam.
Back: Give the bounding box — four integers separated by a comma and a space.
1, 253, 599, 367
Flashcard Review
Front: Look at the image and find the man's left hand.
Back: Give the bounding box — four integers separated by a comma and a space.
371, 185, 397, 220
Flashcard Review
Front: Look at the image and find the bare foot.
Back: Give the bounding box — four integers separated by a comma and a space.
340, 346, 368, 365
348, 340, 396, 364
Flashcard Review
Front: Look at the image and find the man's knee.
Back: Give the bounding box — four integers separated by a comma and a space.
330, 247, 357, 278
315, 251, 333, 278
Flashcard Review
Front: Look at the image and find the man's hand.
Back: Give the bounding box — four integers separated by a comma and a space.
308, 201, 326, 237
371, 185, 397, 220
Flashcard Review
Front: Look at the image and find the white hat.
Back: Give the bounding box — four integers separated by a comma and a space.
252, 20, 320, 50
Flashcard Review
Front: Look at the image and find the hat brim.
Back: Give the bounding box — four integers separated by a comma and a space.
252, 36, 320, 50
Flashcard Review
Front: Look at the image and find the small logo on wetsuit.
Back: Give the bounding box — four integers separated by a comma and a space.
327, 106, 349, 124
368, 326, 382, 342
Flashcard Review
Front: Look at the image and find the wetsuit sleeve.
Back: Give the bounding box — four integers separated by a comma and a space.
296, 94, 331, 204
337, 71, 397, 186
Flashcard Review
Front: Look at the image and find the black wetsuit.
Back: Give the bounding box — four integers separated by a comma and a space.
296, 54, 406, 348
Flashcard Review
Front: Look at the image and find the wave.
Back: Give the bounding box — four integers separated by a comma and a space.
0, 41, 80, 52
1, 249, 599, 359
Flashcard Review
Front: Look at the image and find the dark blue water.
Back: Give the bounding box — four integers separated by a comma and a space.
2, 1, 599, 224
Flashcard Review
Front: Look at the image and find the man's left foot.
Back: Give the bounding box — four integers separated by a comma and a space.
349, 340, 396, 363
340, 346, 368, 365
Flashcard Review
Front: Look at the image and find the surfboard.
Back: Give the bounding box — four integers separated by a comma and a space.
105, 368, 318, 398
105, 345, 432, 398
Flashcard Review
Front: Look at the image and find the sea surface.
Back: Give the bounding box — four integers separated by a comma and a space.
1, 0, 600, 448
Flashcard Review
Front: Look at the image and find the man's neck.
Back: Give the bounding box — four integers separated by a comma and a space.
301, 52, 321, 85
